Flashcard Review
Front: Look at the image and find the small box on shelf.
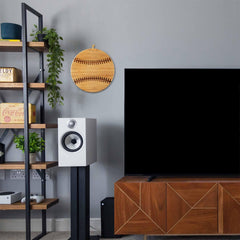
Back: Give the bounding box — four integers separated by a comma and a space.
0, 103, 36, 123
0, 67, 22, 83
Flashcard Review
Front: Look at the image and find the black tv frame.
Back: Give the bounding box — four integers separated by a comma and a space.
124, 68, 240, 177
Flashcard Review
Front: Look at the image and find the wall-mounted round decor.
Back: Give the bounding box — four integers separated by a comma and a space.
71, 45, 115, 93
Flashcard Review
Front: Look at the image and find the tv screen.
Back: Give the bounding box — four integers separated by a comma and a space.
124, 69, 240, 177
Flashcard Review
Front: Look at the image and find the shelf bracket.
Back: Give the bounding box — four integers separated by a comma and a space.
0, 129, 9, 143
36, 169, 45, 181
32, 232, 45, 240
33, 73, 40, 83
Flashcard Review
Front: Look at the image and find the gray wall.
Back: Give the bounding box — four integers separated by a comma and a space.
1, 0, 240, 218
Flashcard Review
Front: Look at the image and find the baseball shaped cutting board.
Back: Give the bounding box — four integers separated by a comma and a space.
71, 45, 115, 93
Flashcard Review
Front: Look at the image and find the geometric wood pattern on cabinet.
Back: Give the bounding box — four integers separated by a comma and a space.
141, 182, 166, 232
218, 183, 240, 234
114, 181, 166, 234
167, 183, 218, 234
115, 177, 240, 236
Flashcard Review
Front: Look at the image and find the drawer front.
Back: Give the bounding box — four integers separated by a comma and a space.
167, 182, 218, 234
114, 182, 166, 234
219, 182, 240, 234
114, 180, 240, 235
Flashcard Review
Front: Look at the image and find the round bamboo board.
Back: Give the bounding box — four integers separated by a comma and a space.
71, 45, 115, 93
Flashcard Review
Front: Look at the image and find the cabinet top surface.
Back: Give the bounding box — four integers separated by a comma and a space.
117, 176, 240, 183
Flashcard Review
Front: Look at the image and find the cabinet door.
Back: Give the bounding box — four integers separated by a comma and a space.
219, 183, 240, 234
167, 182, 218, 234
114, 181, 166, 234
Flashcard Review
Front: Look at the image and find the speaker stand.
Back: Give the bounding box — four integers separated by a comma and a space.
69, 166, 100, 240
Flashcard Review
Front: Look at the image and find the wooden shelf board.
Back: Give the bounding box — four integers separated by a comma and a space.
0, 161, 58, 170
0, 123, 57, 129
0, 83, 47, 90
0, 41, 48, 52
0, 198, 59, 210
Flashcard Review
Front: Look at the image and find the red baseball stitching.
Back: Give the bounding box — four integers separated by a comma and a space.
74, 76, 112, 84
73, 57, 112, 65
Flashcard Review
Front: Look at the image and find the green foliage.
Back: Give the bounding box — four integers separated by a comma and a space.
14, 132, 45, 153
30, 24, 64, 108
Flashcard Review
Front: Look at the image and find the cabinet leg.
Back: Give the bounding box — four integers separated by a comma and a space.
143, 235, 147, 240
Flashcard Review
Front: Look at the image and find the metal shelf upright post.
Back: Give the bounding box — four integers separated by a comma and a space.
21, 3, 46, 240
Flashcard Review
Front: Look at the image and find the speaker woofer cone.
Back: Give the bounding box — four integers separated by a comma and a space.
61, 131, 83, 152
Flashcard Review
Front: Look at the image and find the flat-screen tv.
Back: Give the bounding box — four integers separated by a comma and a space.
124, 68, 240, 177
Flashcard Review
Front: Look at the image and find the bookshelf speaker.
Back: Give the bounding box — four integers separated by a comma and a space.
58, 118, 97, 167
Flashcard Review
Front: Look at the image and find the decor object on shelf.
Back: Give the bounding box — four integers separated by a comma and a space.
0, 67, 22, 82
58, 118, 97, 167
21, 194, 44, 204
0, 103, 36, 123
14, 132, 45, 163
1, 23, 22, 39
30, 24, 64, 108
29, 152, 36, 164
0, 143, 5, 163
71, 44, 115, 93
0, 191, 22, 204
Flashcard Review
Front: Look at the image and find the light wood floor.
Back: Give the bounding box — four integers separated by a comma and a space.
0, 232, 142, 240
0, 233, 237, 240
0, 232, 69, 240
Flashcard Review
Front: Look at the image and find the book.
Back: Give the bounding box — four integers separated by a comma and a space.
0, 39, 21, 42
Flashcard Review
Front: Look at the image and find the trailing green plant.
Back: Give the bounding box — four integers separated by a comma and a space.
14, 132, 45, 153
30, 25, 64, 108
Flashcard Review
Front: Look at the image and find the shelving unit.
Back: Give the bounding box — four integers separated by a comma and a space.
0, 3, 58, 240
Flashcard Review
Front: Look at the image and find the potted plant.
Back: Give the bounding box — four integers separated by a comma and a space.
30, 25, 64, 109
14, 132, 45, 163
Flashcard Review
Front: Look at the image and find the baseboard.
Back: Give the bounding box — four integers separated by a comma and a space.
0, 218, 101, 234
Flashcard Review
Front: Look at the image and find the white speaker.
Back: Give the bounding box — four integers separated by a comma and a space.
58, 118, 97, 167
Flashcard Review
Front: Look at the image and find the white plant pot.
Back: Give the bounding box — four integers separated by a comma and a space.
29, 153, 36, 164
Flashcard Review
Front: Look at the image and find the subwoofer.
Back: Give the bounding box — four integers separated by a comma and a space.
58, 118, 97, 167
101, 197, 121, 238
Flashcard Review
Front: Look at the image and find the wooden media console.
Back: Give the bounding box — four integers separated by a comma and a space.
114, 176, 240, 235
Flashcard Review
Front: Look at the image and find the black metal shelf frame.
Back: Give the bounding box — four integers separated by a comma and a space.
21, 3, 46, 240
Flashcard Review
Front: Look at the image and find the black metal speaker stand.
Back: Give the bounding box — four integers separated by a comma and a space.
69, 166, 100, 240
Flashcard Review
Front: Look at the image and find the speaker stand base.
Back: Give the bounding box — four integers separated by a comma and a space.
68, 236, 100, 240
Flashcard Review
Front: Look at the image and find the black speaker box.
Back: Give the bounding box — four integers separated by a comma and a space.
0, 143, 5, 163
101, 197, 121, 238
